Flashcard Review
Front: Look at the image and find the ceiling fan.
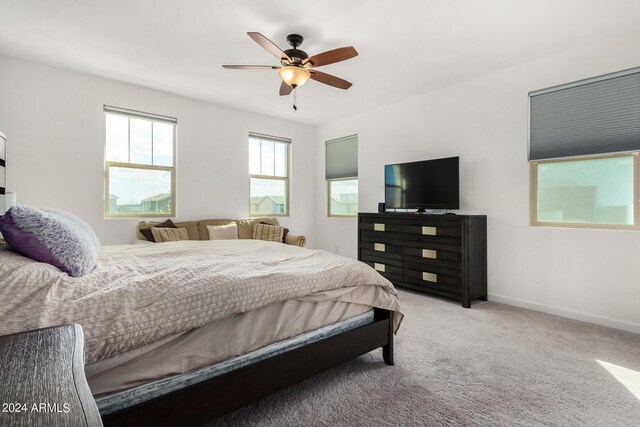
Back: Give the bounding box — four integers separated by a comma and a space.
223, 32, 358, 108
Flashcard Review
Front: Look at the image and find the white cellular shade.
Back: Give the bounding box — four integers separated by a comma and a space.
529, 68, 640, 161
326, 135, 358, 180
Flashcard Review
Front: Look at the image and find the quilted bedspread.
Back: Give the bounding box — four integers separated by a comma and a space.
0, 240, 402, 363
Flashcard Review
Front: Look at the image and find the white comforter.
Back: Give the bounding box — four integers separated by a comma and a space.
0, 240, 402, 363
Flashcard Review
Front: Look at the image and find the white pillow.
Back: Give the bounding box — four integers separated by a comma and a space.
207, 223, 238, 240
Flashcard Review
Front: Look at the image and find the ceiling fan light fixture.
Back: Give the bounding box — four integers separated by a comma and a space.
278, 66, 310, 88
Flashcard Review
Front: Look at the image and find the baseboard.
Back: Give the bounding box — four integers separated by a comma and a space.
488, 293, 640, 335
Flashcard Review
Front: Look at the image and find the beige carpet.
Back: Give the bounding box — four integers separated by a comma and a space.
211, 289, 640, 426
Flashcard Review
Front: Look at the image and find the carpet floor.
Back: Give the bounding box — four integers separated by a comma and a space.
211, 289, 640, 426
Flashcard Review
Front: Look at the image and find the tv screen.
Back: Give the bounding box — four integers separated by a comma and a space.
385, 156, 459, 210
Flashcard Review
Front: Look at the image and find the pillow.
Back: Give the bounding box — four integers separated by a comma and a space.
258, 221, 288, 243
236, 217, 279, 239
140, 219, 177, 242
0, 205, 100, 277
252, 223, 285, 243
151, 227, 189, 243
207, 224, 238, 240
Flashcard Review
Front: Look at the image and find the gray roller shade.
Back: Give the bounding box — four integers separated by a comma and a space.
326, 135, 358, 180
529, 67, 640, 161
104, 105, 177, 124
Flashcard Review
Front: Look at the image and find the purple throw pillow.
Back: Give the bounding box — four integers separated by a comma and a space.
0, 205, 100, 277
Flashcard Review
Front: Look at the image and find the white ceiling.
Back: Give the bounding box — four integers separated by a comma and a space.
1, 0, 640, 125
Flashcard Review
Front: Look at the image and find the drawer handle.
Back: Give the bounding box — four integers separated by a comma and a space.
422, 226, 437, 236
374, 223, 385, 232
374, 263, 386, 272
422, 249, 437, 259
374, 243, 386, 252
422, 272, 438, 283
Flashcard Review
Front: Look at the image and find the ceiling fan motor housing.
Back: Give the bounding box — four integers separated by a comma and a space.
284, 34, 308, 63
284, 48, 308, 62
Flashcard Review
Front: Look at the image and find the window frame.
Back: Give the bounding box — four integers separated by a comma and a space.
248, 134, 290, 217
530, 151, 640, 230
327, 177, 359, 218
103, 107, 177, 219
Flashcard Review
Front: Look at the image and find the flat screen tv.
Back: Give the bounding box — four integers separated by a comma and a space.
385, 156, 459, 211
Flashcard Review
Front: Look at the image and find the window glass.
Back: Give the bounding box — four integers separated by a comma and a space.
108, 166, 172, 216
250, 178, 287, 215
260, 140, 275, 176
274, 142, 287, 177
329, 179, 359, 216
536, 156, 635, 226
249, 138, 261, 175
129, 118, 152, 165
153, 122, 174, 166
105, 114, 129, 162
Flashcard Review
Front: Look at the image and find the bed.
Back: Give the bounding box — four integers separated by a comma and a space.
0, 239, 402, 425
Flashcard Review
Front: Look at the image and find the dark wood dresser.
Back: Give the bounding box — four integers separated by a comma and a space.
358, 212, 487, 307
0, 324, 103, 426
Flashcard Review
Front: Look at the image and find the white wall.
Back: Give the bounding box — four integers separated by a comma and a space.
0, 55, 316, 246
315, 33, 640, 333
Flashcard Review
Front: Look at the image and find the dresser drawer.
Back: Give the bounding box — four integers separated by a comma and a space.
404, 265, 462, 287
359, 242, 403, 262
403, 232, 461, 246
403, 244, 462, 270
402, 277, 462, 296
359, 216, 403, 226
359, 221, 403, 233
361, 260, 403, 282
360, 251, 403, 268
359, 230, 403, 246
402, 218, 461, 239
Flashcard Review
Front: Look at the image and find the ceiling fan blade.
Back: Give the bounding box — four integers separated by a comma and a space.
279, 81, 293, 96
309, 70, 353, 90
222, 65, 280, 70
304, 46, 358, 68
247, 32, 292, 63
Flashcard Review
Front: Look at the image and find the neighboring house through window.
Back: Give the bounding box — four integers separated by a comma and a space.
104, 105, 176, 218
529, 67, 640, 229
326, 135, 358, 217
249, 133, 290, 216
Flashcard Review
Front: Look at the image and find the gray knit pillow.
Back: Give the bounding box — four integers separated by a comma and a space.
0, 205, 100, 277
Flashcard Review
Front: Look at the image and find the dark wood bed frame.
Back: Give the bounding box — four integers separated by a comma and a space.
101, 308, 394, 426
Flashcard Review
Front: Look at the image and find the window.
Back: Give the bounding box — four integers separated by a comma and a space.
249, 133, 290, 216
326, 135, 358, 217
529, 67, 640, 229
104, 106, 176, 218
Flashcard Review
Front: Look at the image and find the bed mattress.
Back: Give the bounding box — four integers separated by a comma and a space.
95, 310, 374, 415
86, 298, 371, 396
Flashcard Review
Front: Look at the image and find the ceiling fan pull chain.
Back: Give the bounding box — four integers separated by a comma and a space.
293, 87, 297, 111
